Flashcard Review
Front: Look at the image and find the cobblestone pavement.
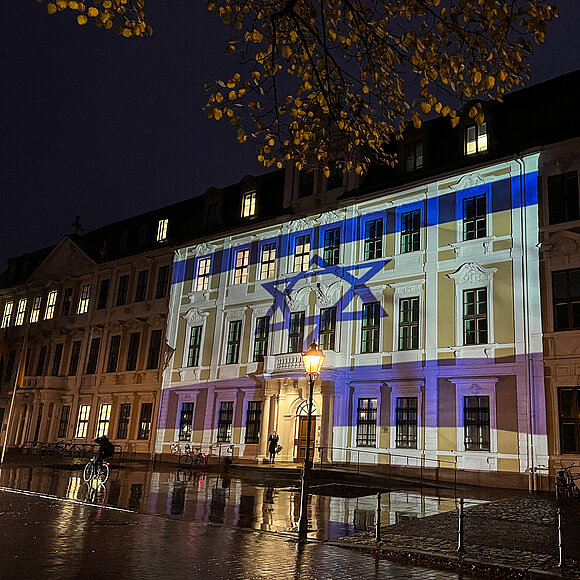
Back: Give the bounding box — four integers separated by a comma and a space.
0, 488, 475, 580
336, 495, 580, 579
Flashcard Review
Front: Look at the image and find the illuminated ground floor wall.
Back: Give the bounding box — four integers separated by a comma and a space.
156, 355, 549, 489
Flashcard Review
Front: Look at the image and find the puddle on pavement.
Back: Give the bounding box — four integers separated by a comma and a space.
0, 461, 486, 541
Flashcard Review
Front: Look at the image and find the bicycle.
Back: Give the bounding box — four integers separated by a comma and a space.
83, 455, 110, 486
179, 447, 207, 469
555, 463, 580, 500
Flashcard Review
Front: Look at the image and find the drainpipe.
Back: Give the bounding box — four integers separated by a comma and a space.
515, 155, 536, 492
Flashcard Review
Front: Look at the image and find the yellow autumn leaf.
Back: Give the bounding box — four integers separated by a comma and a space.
420, 102, 431, 114
87, 6, 98, 17
77, 14, 88, 25
451, 116, 460, 128
47, 3, 57, 14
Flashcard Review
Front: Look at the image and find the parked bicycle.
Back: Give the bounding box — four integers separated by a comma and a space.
82, 455, 110, 486
178, 447, 207, 469
555, 463, 580, 500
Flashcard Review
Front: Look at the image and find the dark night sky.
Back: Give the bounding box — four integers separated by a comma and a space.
1, 1, 580, 270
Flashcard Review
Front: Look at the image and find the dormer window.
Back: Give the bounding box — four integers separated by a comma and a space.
29, 296, 42, 323
241, 191, 256, 218
1, 301, 13, 328
465, 122, 487, 155
157, 219, 168, 242
327, 161, 344, 190
405, 142, 424, 171
298, 170, 314, 198
207, 201, 221, 226
15, 298, 27, 326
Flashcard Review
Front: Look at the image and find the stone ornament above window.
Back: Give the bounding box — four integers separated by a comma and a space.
289, 216, 315, 233
540, 230, 580, 258
315, 209, 346, 226
447, 262, 496, 287
181, 307, 209, 327
187, 242, 214, 257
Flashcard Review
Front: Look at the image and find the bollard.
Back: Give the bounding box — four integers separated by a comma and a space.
375, 493, 381, 542
457, 497, 464, 553
558, 507, 565, 568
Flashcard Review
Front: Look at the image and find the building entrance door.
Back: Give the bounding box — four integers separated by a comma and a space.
295, 415, 316, 463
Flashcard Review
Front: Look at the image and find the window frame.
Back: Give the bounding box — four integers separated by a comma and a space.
319, 307, 337, 351
288, 311, 305, 353
155, 265, 170, 299
400, 209, 421, 254
322, 227, 341, 267
405, 141, 424, 171
86, 337, 101, 375
356, 398, 378, 447
241, 191, 257, 218
116, 403, 131, 439
463, 395, 490, 451
253, 316, 270, 362
552, 268, 580, 331
187, 325, 203, 367
361, 302, 380, 353
179, 402, 195, 442
398, 297, 420, 351
137, 402, 153, 440
77, 284, 91, 315
395, 397, 418, 449
44, 290, 58, 319
547, 171, 579, 225
558, 387, 580, 453
245, 401, 262, 444
233, 248, 250, 285
465, 122, 488, 155
216, 401, 234, 442
75, 404, 91, 439
293, 235, 311, 273
463, 287, 488, 346
156, 218, 169, 242
363, 217, 383, 261
58, 405, 70, 439
146, 329, 163, 370
107, 335, 122, 373
29, 296, 42, 323
116, 274, 130, 307
260, 242, 277, 280
225, 320, 242, 364
1, 301, 13, 328
195, 257, 211, 292
135, 270, 149, 302
126, 332, 141, 371
15, 298, 27, 326
95, 403, 111, 438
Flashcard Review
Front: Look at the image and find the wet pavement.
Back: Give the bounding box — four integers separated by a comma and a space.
0, 455, 488, 542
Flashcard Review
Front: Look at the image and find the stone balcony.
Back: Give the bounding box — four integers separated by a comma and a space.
263, 350, 343, 374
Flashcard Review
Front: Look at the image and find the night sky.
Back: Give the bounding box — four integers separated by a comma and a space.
2, 1, 580, 270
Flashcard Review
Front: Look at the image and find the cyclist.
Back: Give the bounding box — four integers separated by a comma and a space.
94, 435, 115, 469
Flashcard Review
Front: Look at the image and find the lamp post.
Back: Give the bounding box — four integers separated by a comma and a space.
298, 342, 325, 543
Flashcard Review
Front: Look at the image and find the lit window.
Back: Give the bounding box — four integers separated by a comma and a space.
44, 290, 58, 320
195, 258, 211, 291
96, 403, 111, 438
260, 243, 276, 280
405, 142, 424, 171
75, 405, 91, 438
179, 402, 194, 442
15, 299, 27, 326
157, 219, 168, 242
234, 249, 250, 284
465, 122, 487, 155
241, 191, 256, 218
77, 284, 91, 315
29, 296, 42, 323
293, 235, 310, 272
1, 301, 13, 328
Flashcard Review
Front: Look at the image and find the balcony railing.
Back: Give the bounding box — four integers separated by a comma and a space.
263, 350, 342, 374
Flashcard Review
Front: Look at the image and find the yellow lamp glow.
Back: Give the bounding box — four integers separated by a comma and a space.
302, 342, 325, 376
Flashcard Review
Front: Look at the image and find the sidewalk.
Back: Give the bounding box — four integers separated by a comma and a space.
334, 495, 580, 578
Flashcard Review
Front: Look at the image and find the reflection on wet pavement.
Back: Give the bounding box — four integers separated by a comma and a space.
0, 460, 485, 541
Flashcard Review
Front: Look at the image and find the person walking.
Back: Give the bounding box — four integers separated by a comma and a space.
267, 431, 279, 464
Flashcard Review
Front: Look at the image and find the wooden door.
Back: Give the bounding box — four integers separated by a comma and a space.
295, 416, 316, 463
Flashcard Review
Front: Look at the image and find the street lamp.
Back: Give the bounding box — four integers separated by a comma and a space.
298, 341, 325, 542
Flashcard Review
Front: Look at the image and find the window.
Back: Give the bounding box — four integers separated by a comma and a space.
135, 270, 149, 302
364, 219, 383, 260
157, 218, 168, 242
118, 230, 128, 252
44, 290, 58, 319
195, 258, 211, 291
553, 269, 580, 331
138, 223, 148, 246
179, 402, 194, 441
137, 402, 153, 440
61, 288, 73, 316
463, 195, 486, 240
356, 398, 377, 446
96, 404, 111, 438
288, 311, 305, 353
253, 316, 270, 362
298, 170, 314, 198
361, 302, 380, 353
68, 341, 82, 376
558, 387, 580, 453
116, 275, 130, 307
226, 320, 242, 364
405, 142, 423, 171
107, 335, 122, 373
126, 332, 141, 371
217, 401, 234, 442
241, 191, 256, 218
1, 301, 13, 328
95, 281, 109, 312
155, 265, 170, 299
117, 403, 131, 439
234, 249, 250, 284
465, 122, 487, 155
327, 161, 344, 190
293, 235, 310, 272
319, 307, 336, 351
323, 228, 340, 267
396, 397, 418, 448
77, 284, 91, 314
25, 348, 32, 376
86, 338, 101, 375
51, 343, 63, 376
35, 346, 47, 376
260, 243, 276, 280
15, 299, 27, 326
4, 350, 16, 382
463, 288, 488, 345
29, 296, 42, 323
463, 396, 490, 451
245, 401, 262, 444
207, 202, 221, 226
75, 405, 91, 438
399, 297, 419, 350
58, 405, 70, 439
187, 325, 202, 367
548, 172, 579, 224
146, 329, 163, 370
401, 210, 420, 253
